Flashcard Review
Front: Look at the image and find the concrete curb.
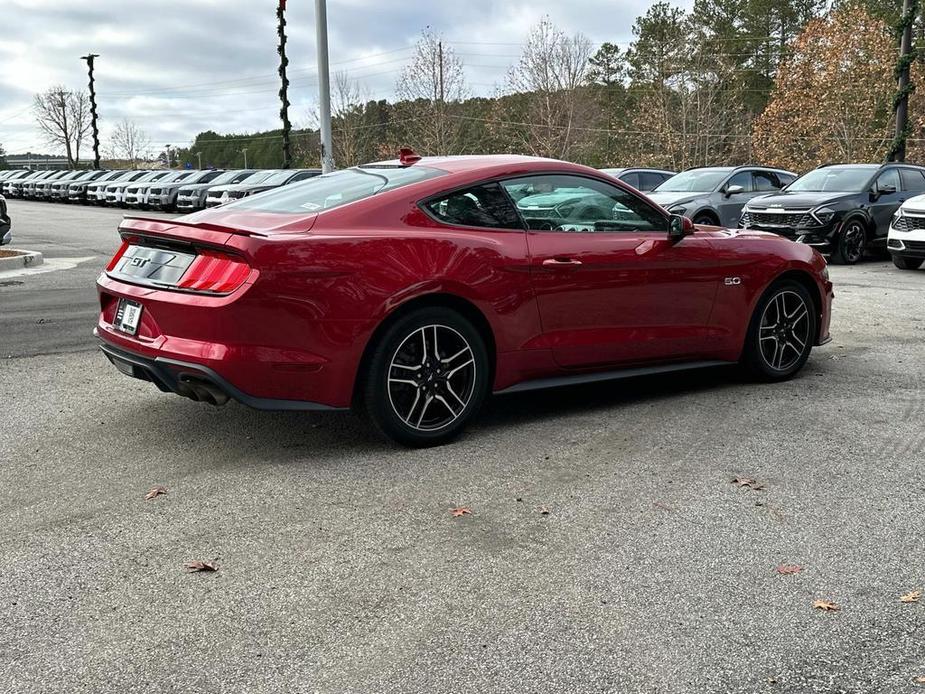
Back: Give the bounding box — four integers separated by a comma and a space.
0, 249, 44, 271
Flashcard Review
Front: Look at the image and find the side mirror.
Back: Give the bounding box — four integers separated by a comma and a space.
724, 184, 745, 197
871, 183, 896, 200
668, 214, 694, 243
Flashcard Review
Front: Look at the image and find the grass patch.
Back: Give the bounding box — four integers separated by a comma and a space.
0, 250, 24, 258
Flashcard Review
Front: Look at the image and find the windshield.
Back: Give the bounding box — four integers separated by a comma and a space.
206, 170, 251, 185
161, 171, 193, 183
654, 169, 730, 193
262, 170, 297, 185
227, 165, 447, 214
237, 170, 279, 185
786, 166, 876, 192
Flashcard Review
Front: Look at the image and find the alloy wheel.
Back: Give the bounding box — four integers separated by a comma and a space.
841, 222, 865, 263
758, 290, 811, 372
386, 324, 476, 432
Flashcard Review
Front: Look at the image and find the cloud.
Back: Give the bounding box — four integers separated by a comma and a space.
0, 0, 689, 155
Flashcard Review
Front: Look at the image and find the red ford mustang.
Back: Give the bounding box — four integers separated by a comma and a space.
96, 152, 833, 446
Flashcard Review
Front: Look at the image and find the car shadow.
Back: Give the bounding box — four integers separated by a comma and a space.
95, 361, 827, 467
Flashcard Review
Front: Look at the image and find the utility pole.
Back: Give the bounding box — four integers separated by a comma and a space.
81, 53, 101, 169
241, 148, 248, 168
887, 0, 919, 162
277, 0, 292, 168
315, 0, 334, 173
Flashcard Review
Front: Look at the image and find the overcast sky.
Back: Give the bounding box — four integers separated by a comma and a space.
0, 0, 689, 157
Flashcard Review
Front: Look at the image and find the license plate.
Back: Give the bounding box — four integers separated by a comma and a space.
114, 298, 143, 335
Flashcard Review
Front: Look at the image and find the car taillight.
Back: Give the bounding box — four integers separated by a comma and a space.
178, 250, 250, 293
106, 241, 130, 271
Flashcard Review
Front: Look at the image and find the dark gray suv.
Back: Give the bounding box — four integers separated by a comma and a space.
648, 165, 798, 227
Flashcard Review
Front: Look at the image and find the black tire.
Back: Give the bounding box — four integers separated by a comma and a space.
693, 213, 719, 226
741, 280, 816, 382
362, 307, 490, 447
830, 218, 867, 265
892, 254, 923, 270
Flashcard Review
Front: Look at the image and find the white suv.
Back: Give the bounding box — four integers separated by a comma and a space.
888, 196, 925, 270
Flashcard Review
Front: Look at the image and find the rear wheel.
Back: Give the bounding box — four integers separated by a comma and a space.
363, 307, 489, 447
831, 219, 866, 264
742, 280, 816, 382
892, 254, 923, 270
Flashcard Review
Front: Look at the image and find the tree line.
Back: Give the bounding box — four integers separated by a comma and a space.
22, 0, 923, 173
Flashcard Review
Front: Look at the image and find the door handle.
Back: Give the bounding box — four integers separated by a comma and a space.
542, 257, 582, 267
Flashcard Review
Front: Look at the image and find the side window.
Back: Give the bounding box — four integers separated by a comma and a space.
876, 168, 900, 192
423, 182, 522, 230
500, 174, 667, 233
638, 172, 665, 191
900, 168, 925, 192
725, 171, 752, 192
752, 171, 780, 191
619, 172, 641, 189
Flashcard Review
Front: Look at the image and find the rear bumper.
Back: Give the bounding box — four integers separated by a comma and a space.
98, 340, 343, 411
95, 272, 369, 409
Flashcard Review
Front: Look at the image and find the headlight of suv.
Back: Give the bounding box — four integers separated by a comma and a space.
811, 206, 836, 225
891, 208, 904, 226
668, 205, 687, 215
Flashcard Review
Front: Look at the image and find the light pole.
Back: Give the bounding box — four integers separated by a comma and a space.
80, 53, 101, 169
195, 151, 202, 169
315, 0, 334, 172
241, 148, 248, 168
164, 144, 171, 168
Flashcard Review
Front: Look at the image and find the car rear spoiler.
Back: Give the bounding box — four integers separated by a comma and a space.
120, 213, 317, 239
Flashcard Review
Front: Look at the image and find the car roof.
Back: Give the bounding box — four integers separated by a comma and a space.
364, 154, 563, 174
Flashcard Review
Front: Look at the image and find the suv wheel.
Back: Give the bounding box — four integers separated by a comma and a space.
742, 280, 816, 382
693, 213, 718, 226
831, 219, 866, 264
363, 307, 490, 447
892, 254, 923, 270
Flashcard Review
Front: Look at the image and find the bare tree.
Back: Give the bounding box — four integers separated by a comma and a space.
502, 17, 595, 159
32, 86, 92, 168
332, 71, 372, 167
395, 27, 468, 154
109, 118, 151, 169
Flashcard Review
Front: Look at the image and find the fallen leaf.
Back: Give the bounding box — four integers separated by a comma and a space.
776, 565, 803, 575
812, 599, 839, 612
144, 485, 168, 501
900, 590, 921, 603
450, 507, 471, 518
915, 675, 925, 683
538, 506, 550, 515
184, 560, 218, 573
731, 477, 764, 490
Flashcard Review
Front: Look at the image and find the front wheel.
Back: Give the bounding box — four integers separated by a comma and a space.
693, 213, 718, 226
831, 219, 866, 264
892, 254, 923, 270
741, 281, 816, 382
362, 307, 490, 447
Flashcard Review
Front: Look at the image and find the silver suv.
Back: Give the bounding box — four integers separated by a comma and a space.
648, 166, 797, 227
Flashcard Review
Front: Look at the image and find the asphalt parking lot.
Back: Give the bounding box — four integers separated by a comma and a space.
2, 200, 925, 693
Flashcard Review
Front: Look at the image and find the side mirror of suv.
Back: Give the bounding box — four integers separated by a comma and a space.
668, 214, 694, 243
724, 184, 745, 197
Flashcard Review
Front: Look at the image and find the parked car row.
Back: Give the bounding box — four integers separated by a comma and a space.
602, 162, 925, 266
4, 160, 925, 268
0, 167, 321, 212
